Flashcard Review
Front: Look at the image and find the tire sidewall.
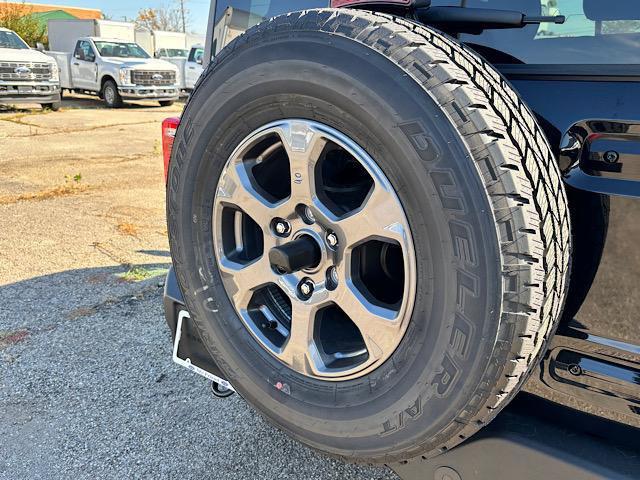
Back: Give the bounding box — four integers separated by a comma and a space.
168, 31, 502, 457
104, 81, 120, 108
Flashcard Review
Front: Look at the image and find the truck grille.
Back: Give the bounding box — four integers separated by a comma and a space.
132, 70, 176, 86
0, 62, 52, 81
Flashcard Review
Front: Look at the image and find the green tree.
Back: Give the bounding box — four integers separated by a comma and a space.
0, 1, 47, 47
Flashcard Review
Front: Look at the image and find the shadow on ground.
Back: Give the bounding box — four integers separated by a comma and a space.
0, 265, 396, 480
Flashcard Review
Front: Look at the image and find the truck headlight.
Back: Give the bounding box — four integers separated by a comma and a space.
50, 63, 59, 82
119, 68, 133, 85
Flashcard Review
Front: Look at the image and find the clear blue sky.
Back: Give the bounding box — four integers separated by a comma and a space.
28, 0, 211, 34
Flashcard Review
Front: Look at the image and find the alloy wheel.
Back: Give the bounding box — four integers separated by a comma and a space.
213, 120, 416, 381
105, 85, 115, 105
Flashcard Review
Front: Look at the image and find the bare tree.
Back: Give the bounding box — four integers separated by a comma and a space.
136, 1, 189, 33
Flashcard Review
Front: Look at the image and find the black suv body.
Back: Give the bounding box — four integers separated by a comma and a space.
164, 0, 640, 469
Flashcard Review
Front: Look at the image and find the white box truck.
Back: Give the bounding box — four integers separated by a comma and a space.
135, 29, 189, 58
47, 19, 179, 108
48, 19, 136, 53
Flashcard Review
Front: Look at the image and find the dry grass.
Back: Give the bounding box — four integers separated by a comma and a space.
0, 184, 90, 205
117, 265, 169, 283
117, 222, 139, 237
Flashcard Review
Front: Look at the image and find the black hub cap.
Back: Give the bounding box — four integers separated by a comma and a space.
269, 236, 321, 274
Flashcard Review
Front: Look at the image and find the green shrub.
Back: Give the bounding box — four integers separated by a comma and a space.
0, 1, 47, 47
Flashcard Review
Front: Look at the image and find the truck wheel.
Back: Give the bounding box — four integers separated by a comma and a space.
41, 102, 60, 112
167, 9, 570, 463
159, 100, 174, 107
103, 80, 122, 108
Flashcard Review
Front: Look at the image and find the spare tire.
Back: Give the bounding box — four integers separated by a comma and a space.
167, 9, 571, 463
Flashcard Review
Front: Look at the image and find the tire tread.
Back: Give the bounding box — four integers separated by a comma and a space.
173, 7, 571, 464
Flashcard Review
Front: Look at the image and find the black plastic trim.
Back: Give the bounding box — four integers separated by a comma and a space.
560, 119, 640, 198
391, 394, 640, 479
496, 64, 640, 82
163, 266, 227, 381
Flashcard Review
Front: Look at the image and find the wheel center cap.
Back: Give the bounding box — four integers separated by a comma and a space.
269, 235, 321, 274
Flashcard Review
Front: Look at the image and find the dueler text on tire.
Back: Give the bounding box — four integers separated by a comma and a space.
167, 9, 571, 463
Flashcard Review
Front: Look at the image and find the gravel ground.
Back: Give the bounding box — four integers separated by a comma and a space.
0, 97, 397, 480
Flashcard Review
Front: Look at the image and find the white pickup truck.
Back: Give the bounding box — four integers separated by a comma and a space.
48, 37, 180, 108
0, 27, 61, 110
162, 44, 204, 92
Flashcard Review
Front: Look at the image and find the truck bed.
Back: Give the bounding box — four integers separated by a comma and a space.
46, 51, 73, 90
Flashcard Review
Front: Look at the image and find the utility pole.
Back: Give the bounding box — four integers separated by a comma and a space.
178, 0, 186, 33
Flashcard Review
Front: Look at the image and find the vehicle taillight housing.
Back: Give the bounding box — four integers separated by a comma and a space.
331, 0, 418, 7
162, 117, 180, 183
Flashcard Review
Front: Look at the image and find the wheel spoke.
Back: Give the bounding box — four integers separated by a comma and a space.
276, 302, 316, 375
333, 282, 401, 362
218, 255, 274, 308
213, 119, 416, 381
217, 160, 280, 227
275, 121, 327, 202
332, 182, 408, 247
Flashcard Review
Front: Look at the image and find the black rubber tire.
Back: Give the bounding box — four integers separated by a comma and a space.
102, 80, 123, 108
41, 102, 60, 112
159, 100, 175, 107
167, 9, 571, 463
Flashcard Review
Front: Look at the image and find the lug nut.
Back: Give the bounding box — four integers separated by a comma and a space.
298, 279, 314, 298
305, 206, 315, 223
273, 219, 290, 236
296, 204, 316, 225
329, 267, 339, 284
326, 267, 338, 291
604, 150, 619, 163
326, 232, 338, 248
568, 364, 582, 376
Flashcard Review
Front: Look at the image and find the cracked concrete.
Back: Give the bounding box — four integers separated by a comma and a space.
0, 94, 179, 283
0, 94, 397, 480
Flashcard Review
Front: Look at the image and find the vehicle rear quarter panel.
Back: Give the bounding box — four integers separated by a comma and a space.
508, 78, 640, 345
507, 76, 640, 425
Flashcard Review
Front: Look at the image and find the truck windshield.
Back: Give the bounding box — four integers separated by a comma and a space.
0, 30, 29, 49
162, 48, 189, 57
94, 42, 150, 59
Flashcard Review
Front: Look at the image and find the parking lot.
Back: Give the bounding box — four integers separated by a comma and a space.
0, 95, 397, 479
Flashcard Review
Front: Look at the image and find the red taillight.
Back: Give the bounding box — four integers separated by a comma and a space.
162, 117, 180, 183
331, 0, 416, 7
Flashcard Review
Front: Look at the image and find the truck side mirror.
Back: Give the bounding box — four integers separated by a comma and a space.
196, 58, 203, 65
36, 42, 45, 52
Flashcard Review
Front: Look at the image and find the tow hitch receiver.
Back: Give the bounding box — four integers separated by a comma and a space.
173, 310, 235, 395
